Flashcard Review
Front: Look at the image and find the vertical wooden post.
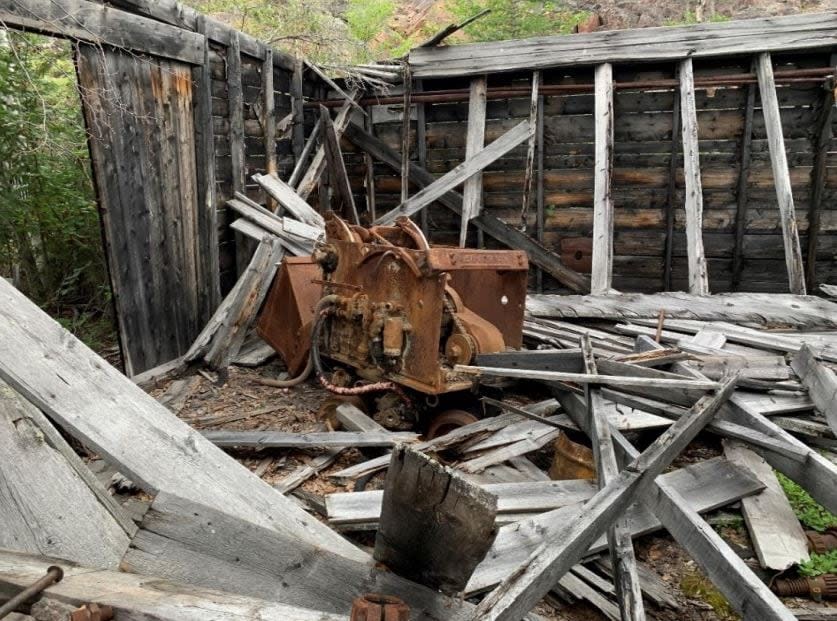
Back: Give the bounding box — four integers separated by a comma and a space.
591, 63, 614, 294
731, 63, 756, 291
805, 57, 836, 290
662, 71, 681, 292
290, 58, 305, 164
459, 76, 488, 248
415, 79, 429, 236
227, 33, 248, 275
679, 58, 709, 295
194, 16, 220, 310
756, 52, 806, 295
521, 71, 541, 230
262, 49, 276, 212
363, 105, 377, 222
536, 92, 545, 293
400, 66, 412, 205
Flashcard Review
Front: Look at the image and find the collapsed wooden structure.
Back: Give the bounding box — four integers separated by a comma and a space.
3, 2, 837, 619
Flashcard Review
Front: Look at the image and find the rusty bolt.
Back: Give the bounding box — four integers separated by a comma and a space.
350, 593, 410, 621
69, 603, 114, 621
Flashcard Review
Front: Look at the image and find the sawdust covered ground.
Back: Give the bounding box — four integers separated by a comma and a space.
152, 362, 818, 621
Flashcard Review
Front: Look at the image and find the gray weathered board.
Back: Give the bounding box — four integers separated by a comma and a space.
203, 430, 418, 449
0, 550, 344, 621
0, 380, 131, 568
0, 278, 364, 563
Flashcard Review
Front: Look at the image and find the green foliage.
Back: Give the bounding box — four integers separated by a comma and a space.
777, 472, 837, 532
0, 32, 111, 336
681, 569, 738, 620
799, 550, 837, 577
665, 10, 730, 26
346, 0, 396, 43
447, 0, 590, 42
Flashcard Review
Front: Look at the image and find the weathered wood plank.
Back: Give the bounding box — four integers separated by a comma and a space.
724, 440, 809, 570
203, 430, 418, 449
756, 52, 806, 294
401, 75, 412, 204
0, 278, 365, 562
343, 122, 589, 291
526, 292, 837, 329
679, 58, 709, 295
0, 381, 131, 568
375, 446, 497, 594
123, 492, 474, 619
0, 0, 203, 64
791, 345, 837, 434
290, 58, 305, 163
591, 63, 615, 295
375, 121, 534, 225
408, 13, 837, 78
0, 550, 345, 621
731, 62, 757, 290
663, 76, 681, 291
521, 71, 540, 240
460, 76, 487, 247
253, 173, 325, 228
320, 106, 360, 224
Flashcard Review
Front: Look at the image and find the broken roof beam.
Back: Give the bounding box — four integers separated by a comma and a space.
468, 375, 737, 620
252, 173, 325, 229
344, 121, 589, 292
319, 105, 360, 224
408, 13, 837, 78
375, 120, 534, 225
756, 51, 806, 294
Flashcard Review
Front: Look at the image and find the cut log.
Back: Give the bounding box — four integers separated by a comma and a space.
374, 445, 497, 594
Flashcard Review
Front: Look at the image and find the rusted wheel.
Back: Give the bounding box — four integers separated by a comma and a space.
425, 409, 479, 440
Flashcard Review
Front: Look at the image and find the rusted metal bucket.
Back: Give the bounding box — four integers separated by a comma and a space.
549, 433, 596, 480
350, 593, 410, 621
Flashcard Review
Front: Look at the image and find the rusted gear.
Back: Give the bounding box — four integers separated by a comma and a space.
445, 332, 477, 366
426, 409, 479, 440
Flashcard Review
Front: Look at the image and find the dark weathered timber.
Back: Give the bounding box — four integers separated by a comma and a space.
679, 58, 709, 295
535, 92, 545, 292
460, 75, 487, 247
0, 0, 203, 64
287, 118, 321, 190
475, 349, 584, 373
344, 122, 591, 291
227, 33, 252, 276
662, 74, 680, 291
401, 69, 413, 204
193, 16, 220, 312
76, 46, 211, 375
320, 106, 360, 224
756, 52, 806, 294
408, 13, 837, 77
415, 79, 429, 234
290, 58, 305, 162
262, 49, 277, 213
731, 61, 757, 290
520, 72, 540, 235
374, 445, 497, 594
364, 106, 378, 221
805, 58, 836, 289
591, 63, 615, 294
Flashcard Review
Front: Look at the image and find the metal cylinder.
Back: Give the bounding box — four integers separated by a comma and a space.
806, 528, 837, 554
773, 574, 837, 601
0, 566, 63, 619
350, 593, 410, 621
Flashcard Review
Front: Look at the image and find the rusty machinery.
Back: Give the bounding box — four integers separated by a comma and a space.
258, 213, 528, 430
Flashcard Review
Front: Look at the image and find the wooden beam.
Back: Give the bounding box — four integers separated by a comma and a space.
415, 79, 429, 235
0, 550, 346, 621
290, 58, 305, 163
319, 106, 360, 224
401, 72, 412, 204
408, 13, 837, 78
805, 58, 836, 289
756, 52, 806, 294
459, 76, 488, 247
304, 60, 366, 117
344, 122, 589, 291
731, 62, 757, 290
203, 430, 418, 449
521, 72, 540, 234
363, 105, 377, 221
376, 121, 533, 225
535, 91, 545, 292
0, 0, 204, 64
468, 376, 737, 620
227, 34, 245, 195
262, 49, 277, 214
790, 345, 837, 434
662, 74, 680, 291
678, 58, 709, 295
286, 118, 321, 189
374, 446, 497, 594
591, 63, 615, 294
252, 174, 325, 229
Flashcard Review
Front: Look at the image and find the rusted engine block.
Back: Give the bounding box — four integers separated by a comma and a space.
258, 214, 528, 396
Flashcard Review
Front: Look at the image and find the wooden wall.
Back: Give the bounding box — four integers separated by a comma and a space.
350, 51, 837, 294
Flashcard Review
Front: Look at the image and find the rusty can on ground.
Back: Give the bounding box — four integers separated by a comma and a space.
350, 593, 410, 621
549, 433, 596, 480
70, 603, 115, 621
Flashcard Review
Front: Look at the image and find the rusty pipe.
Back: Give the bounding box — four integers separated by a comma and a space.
0, 566, 63, 619
309, 67, 834, 107
772, 574, 837, 601
806, 528, 837, 554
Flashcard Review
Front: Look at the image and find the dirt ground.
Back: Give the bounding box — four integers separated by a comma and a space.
138, 360, 827, 620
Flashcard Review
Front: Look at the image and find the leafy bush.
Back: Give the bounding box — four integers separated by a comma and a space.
799, 550, 837, 577
447, 0, 590, 42
777, 472, 837, 532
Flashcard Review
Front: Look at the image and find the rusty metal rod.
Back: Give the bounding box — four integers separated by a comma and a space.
309, 67, 834, 107
0, 566, 63, 619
